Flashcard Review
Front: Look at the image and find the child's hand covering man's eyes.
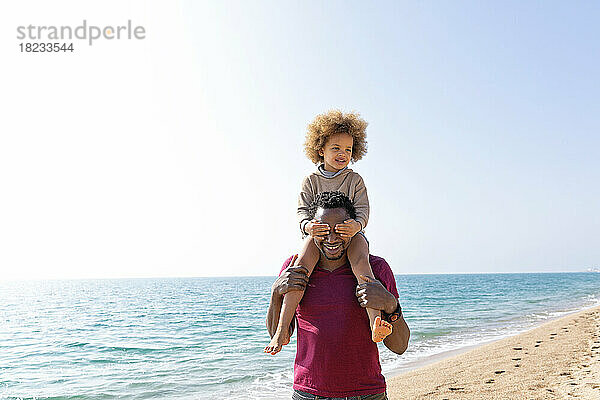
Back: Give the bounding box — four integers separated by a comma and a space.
305, 219, 330, 238
334, 219, 361, 238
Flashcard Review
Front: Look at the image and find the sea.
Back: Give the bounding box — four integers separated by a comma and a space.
1, 272, 600, 399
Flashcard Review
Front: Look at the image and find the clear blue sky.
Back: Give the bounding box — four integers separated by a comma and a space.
1, 1, 598, 278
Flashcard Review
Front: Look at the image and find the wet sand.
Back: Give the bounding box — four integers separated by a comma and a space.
387, 305, 600, 399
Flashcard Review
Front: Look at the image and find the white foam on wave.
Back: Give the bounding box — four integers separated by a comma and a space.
205, 369, 294, 400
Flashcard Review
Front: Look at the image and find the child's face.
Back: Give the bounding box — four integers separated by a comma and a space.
319, 133, 353, 172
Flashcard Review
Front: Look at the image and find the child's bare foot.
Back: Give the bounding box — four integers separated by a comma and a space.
372, 315, 392, 342
264, 329, 290, 355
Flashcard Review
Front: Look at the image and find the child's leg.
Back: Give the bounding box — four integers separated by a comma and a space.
347, 234, 392, 342
264, 237, 319, 355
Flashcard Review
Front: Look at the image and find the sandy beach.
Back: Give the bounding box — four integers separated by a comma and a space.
387, 305, 600, 399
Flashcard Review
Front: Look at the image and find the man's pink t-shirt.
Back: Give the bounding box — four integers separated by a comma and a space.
279, 255, 399, 398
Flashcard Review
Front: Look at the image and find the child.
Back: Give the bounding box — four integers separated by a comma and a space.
264, 110, 392, 355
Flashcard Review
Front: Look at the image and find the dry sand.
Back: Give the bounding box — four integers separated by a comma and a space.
387, 305, 600, 399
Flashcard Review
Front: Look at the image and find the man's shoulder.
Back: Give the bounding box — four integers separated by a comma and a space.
369, 254, 398, 297
369, 255, 393, 277
279, 255, 296, 275
369, 254, 389, 268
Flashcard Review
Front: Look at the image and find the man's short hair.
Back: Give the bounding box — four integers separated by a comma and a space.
308, 191, 357, 220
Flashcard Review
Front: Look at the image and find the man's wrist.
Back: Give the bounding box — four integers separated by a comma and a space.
383, 299, 402, 323
271, 283, 283, 300
384, 297, 399, 314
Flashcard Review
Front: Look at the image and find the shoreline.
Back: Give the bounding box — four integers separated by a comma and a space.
384, 302, 600, 379
386, 304, 600, 399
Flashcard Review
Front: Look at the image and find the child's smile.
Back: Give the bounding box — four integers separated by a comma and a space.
319, 133, 353, 173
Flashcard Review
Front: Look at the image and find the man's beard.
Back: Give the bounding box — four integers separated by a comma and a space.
320, 247, 346, 260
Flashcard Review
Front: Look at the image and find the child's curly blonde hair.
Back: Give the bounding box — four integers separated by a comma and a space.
304, 109, 368, 165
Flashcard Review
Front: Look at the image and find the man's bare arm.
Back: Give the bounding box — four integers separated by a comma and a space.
356, 274, 410, 355
382, 306, 410, 355
265, 259, 309, 337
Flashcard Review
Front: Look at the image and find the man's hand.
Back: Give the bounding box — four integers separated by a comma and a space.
304, 219, 330, 238
355, 274, 398, 314
272, 255, 310, 296
335, 218, 362, 238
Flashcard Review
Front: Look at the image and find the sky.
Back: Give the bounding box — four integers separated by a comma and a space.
1, 1, 598, 279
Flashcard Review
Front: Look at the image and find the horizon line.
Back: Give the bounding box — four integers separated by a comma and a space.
1, 269, 597, 283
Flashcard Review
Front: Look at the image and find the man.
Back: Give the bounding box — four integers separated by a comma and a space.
266, 191, 410, 399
